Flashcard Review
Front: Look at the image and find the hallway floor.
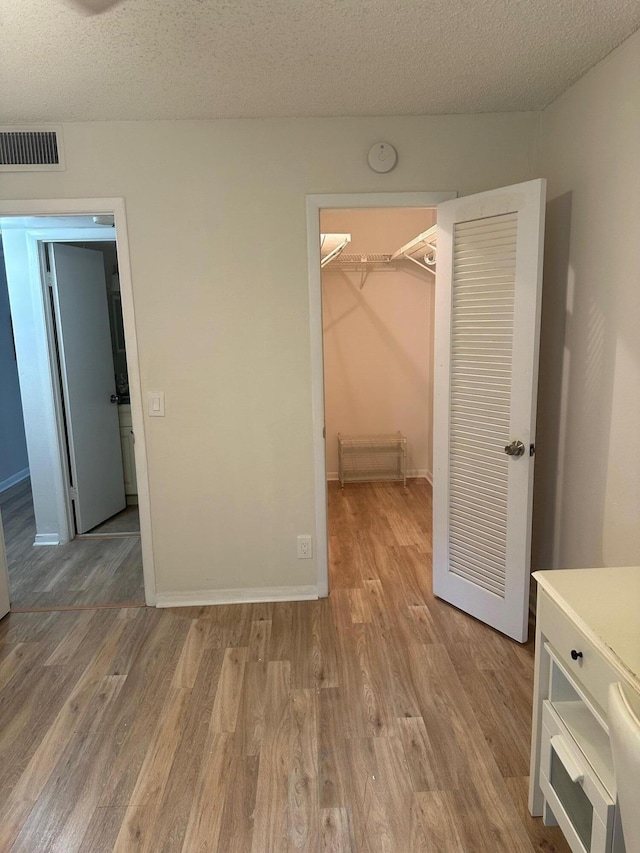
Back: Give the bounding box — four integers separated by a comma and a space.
1, 479, 144, 610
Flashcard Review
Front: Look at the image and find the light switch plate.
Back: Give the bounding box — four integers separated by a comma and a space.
149, 391, 165, 417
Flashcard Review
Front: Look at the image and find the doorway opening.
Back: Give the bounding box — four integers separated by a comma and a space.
0, 204, 154, 611
306, 191, 455, 598
320, 206, 437, 592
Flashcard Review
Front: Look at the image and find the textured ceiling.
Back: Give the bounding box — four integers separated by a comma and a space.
1, 0, 639, 122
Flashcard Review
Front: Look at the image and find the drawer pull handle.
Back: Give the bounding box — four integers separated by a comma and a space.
570, 649, 583, 661
550, 735, 584, 784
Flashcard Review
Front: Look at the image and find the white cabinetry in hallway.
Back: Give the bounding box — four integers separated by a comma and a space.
118, 405, 138, 502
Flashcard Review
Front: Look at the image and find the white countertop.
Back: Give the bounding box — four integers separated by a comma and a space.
534, 566, 640, 694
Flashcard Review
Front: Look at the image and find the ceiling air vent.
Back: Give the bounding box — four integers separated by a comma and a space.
0, 126, 66, 172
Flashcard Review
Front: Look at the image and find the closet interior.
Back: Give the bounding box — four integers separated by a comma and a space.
320, 207, 437, 487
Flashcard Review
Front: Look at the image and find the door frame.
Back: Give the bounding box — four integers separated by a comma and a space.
0, 198, 156, 606
306, 191, 456, 597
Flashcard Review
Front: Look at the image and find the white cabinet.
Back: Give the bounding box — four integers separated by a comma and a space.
118, 405, 137, 502
529, 567, 640, 853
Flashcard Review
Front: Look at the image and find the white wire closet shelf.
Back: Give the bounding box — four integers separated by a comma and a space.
337, 432, 407, 489
321, 224, 437, 275
320, 233, 351, 267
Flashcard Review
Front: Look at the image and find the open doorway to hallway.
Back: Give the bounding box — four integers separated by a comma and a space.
0, 216, 144, 610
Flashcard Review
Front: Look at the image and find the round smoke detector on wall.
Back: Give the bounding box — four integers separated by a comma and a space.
367, 142, 397, 173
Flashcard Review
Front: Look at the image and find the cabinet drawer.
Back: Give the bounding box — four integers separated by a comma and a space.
538, 591, 619, 719
540, 702, 615, 853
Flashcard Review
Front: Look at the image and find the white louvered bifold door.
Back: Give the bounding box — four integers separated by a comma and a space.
433, 180, 546, 642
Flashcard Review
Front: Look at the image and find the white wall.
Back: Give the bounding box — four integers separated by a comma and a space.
534, 29, 640, 570
0, 113, 539, 598
0, 240, 29, 491
321, 208, 436, 479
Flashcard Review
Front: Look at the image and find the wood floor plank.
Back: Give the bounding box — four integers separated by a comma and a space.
269, 601, 294, 661
79, 806, 129, 853
353, 623, 398, 738
43, 609, 96, 665
288, 688, 319, 851
318, 687, 346, 809
170, 618, 209, 688
341, 737, 381, 853
319, 807, 355, 853
250, 660, 292, 853
97, 613, 191, 809
247, 617, 271, 662
0, 643, 40, 694
412, 790, 466, 852
126, 687, 192, 808
10, 729, 116, 853
310, 598, 339, 688
236, 660, 267, 757
76, 674, 129, 734
217, 752, 260, 853
143, 648, 226, 853
0, 799, 35, 852
179, 732, 234, 853
210, 646, 248, 733
398, 715, 441, 792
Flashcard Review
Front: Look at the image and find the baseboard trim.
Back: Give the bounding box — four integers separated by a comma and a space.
33, 533, 60, 547
0, 467, 29, 494
407, 469, 432, 482
155, 584, 319, 609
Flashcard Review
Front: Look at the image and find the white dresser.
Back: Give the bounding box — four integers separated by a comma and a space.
529, 567, 640, 853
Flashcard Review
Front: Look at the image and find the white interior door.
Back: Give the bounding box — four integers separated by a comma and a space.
433, 179, 546, 642
0, 512, 9, 619
49, 243, 126, 534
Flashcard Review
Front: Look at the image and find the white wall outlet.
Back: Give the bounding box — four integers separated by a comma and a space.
297, 534, 313, 559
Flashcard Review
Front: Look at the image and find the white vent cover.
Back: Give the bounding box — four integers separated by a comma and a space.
0, 126, 65, 172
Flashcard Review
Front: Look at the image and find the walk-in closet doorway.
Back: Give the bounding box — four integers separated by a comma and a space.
306, 191, 455, 599
307, 181, 546, 644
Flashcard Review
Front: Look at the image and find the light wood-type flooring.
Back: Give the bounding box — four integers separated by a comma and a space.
1, 479, 144, 610
85, 504, 141, 536
0, 479, 569, 851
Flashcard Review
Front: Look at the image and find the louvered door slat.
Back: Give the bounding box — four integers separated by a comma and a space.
447, 211, 516, 598
449, 502, 508, 537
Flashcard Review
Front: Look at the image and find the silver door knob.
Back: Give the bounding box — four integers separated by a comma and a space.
504, 440, 525, 457
110, 394, 121, 404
